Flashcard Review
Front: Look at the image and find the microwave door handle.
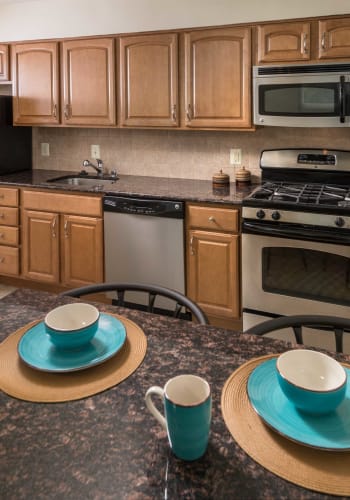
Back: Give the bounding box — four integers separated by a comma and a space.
339, 76, 345, 123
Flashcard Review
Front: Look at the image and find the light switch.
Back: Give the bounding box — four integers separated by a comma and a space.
41, 143, 50, 156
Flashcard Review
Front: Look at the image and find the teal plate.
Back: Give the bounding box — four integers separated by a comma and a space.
18, 313, 126, 373
247, 358, 350, 451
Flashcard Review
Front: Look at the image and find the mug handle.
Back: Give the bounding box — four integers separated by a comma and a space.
145, 386, 166, 430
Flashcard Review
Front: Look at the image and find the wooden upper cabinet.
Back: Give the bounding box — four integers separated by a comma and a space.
184, 27, 251, 128
318, 18, 350, 59
61, 38, 116, 126
257, 22, 311, 63
119, 33, 178, 127
0, 44, 10, 82
12, 42, 60, 125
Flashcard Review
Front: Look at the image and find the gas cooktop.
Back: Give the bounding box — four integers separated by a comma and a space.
248, 181, 350, 208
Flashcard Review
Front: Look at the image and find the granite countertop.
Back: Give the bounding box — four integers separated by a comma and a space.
0, 169, 258, 205
0, 288, 345, 500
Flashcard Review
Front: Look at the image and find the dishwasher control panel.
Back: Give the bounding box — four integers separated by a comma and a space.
103, 196, 184, 219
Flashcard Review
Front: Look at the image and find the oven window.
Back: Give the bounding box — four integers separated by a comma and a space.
262, 247, 350, 306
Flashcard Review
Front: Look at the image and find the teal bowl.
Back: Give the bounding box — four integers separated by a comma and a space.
276, 350, 347, 415
44, 303, 100, 349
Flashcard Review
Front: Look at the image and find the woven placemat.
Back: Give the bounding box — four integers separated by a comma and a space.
0, 314, 147, 403
221, 354, 350, 497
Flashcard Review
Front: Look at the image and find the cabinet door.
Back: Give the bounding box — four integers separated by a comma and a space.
22, 210, 60, 283
62, 38, 116, 126
257, 22, 310, 63
0, 44, 10, 82
187, 229, 240, 319
12, 42, 60, 125
184, 27, 251, 128
318, 18, 350, 59
119, 33, 178, 127
62, 215, 103, 287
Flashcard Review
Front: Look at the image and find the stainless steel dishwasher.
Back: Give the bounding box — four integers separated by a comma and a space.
103, 195, 185, 312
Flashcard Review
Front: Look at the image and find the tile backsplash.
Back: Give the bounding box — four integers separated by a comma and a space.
30, 126, 350, 181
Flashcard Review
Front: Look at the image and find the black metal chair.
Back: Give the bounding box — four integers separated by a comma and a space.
60, 282, 209, 325
245, 315, 350, 354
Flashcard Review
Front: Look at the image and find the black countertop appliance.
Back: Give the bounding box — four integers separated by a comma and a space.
0, 95, 32, 174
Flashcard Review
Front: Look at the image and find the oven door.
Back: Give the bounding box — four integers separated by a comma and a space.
242, 232, 350, 350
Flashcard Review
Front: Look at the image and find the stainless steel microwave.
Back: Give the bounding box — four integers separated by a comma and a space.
253, 63, 350, 127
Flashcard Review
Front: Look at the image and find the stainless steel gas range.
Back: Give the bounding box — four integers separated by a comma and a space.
242, 148, 350, 352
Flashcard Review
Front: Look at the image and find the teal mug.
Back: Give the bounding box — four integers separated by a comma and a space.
145, 374, 211, 461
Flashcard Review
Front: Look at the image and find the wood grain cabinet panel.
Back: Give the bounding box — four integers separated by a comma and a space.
184, 27, 251, 128
22, 210, 60, 283
21, 190, 103, 286
62, 38, 116, 126
0, 187, 20, 276
0, 44, 10, 82
62, 215, 103, 287
12, 42, 60, 125
318, 18, 350, 59
119, 33, 178, 127
186, 203, 241, 326
257, 22, 311, 63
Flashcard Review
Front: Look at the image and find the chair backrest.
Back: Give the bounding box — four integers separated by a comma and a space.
60, 282, 209, 325
244, 315, 350, 353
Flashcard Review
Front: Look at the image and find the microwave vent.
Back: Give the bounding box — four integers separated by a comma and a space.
256, 63, 350, 76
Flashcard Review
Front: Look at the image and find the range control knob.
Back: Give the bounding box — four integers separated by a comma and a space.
271, 211, 281, 221
256, 209, 265, 219
335, 217, 345, 227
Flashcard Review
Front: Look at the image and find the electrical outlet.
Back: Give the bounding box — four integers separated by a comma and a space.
41, 143, 50, 156
91, 144, 100, 159
230, 148, 242, 165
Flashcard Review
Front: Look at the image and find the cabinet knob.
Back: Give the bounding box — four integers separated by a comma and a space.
0, 257, 4, 263
208, 216, 216, 223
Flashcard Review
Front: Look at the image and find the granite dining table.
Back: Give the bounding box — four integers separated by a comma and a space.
0, 288, 348, 500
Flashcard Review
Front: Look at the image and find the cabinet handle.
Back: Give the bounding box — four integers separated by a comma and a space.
51, 216, 57, 238
64, 220, 69, 238
190, 235, 195, 256
0, 213, 4, 219
208, 216, 216, 223
53, 104, 57, 118
172, 104, 177, 121
302, 33, 308, 54
0, 233, 4, 239
64, 104, 70, 120
186, 104, 192, 122
0, 257, 4, 263
321, 32, 327, 50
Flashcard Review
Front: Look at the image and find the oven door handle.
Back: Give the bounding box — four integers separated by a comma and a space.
242, 220, 350, 244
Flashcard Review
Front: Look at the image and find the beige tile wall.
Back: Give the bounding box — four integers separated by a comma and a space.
30, 126, 350, 181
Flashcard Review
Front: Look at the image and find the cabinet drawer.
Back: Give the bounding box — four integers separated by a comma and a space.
0, 226, 19, 246
22, 190, 102, 217
0, 246, 19, 275
0, 187, 19, 207
0, 207, 19, 226
187, 204, 239, 232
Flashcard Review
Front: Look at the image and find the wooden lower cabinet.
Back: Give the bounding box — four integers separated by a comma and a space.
0, 187, 20, 277
22, 210, 103, 287
186, 203, 241, 328
62, 215, 103, 286
22, 210, 59, 283
21, 190, 104, 287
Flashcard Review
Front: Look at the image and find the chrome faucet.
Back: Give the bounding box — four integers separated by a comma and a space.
82, 159, 104, 176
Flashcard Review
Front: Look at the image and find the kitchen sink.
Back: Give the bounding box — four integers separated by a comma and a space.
47, 174, 119, 190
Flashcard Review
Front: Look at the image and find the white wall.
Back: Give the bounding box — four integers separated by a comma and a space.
0, 0, 349, 42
